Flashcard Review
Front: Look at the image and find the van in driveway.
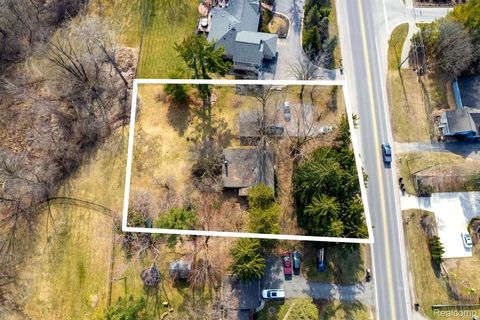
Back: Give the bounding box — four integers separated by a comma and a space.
292, 250, 301, 275
316, 248, 326, 272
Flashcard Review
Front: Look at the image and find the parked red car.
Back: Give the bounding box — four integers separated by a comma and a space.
282, 252, 293, 276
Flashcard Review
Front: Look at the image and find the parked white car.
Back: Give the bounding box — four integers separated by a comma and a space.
262, 289, 285, 299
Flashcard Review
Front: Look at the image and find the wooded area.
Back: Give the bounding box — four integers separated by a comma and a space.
0, 1, 136, 314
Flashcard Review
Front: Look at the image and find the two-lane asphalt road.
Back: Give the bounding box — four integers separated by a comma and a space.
336, 0, 412, 319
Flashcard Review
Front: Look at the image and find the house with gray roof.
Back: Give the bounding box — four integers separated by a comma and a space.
206, 0, 277, 74
222, 277, 261, 320
222, 146, 274, 196
441, 75, 480, 140
438, 108, 480, 140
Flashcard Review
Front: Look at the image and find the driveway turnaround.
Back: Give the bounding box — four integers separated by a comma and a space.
401, 192, 480, 258
261, 256, 375, 306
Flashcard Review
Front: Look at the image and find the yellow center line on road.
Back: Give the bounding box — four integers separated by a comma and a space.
357, 0, 397, 319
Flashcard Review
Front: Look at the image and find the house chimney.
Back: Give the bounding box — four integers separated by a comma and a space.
224, 160, 229, 176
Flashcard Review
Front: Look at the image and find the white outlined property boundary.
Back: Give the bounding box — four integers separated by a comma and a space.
122, 78, 374, 244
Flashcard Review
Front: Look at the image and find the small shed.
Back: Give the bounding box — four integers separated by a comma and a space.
169, 260, 191, 281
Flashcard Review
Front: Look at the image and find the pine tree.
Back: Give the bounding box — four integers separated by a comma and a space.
229, 238, 266, 281
430, 236, 445, 264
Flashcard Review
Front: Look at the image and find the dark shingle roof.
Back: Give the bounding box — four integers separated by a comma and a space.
223, 277, 260, 310
222, 147, 274, 194
234, 31, 278, 64
458, 75, 480, 109
445, 108, 480, 134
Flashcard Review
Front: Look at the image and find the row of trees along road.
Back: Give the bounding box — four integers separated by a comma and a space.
293, 115, 368, 238
413, 0, 480, 78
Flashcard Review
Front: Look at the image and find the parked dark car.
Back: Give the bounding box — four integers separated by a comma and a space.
292, 250, 301, 275
282, 252, 292, 276
382, 143, 392, 163
316, 248, 326, 272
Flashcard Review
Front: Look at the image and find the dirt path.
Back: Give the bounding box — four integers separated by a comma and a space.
282, 301, 296, 320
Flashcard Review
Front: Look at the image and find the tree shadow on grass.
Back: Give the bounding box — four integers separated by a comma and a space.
167, 100, 192, 137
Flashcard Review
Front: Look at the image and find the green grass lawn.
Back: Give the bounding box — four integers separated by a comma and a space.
90, 0, 199, 78
318, 300, 371, 319
302, 245, 366, 285
388, 23, 409, 70
136, 0, 198, 78
256, 298, 319, 320
403, 210, 454, 319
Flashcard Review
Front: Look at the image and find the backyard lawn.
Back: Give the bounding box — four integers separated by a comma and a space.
136, 0, 198, 78
89, 0, 198, 78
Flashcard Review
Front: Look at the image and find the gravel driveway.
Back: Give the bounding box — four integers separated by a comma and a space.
261, 256, 375, 306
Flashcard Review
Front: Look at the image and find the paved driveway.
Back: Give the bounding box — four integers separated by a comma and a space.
401, 192, 480, 258
270, 0, 342, 81
394, 141, 480, 160
261, 256, 375, 305
272, 0, 304, 80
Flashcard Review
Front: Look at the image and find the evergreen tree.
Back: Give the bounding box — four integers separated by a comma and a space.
430, 236, 445, 264
229, 238, 266, 281
155, 208, 198, 247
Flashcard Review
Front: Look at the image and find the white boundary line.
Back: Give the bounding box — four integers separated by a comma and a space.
122, 78, 374, 244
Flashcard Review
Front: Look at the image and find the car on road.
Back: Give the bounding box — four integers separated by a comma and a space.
381, 143, 392, 163
292, 250, 301, 274
316, 248, 326, 272
262, 289, 285, 299
462, 232, 473, 248
282, 252, 293, 276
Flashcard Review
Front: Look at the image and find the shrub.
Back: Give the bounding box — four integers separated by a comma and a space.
247, 184, 275, 209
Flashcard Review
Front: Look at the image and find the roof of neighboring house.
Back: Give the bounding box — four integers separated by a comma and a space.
222, 277, 261, 311
207, 0, 277, 66
458, 75, 480, 109
445, 108, 480, 135
234, 31, 277, 64
207, 0, 260, 48
222, 146, 274, 195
